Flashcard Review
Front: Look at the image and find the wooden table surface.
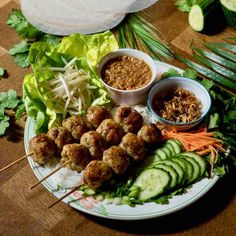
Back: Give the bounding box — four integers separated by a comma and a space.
0, 0, 236, 235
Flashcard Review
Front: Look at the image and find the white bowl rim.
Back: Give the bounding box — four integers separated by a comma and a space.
96, 48, 157, 93
147, 76, 212, 126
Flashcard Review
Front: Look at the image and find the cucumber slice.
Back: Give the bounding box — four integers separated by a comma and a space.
171, 158, 188, 184
189, 0, 227, 34
189, 4, 204, 31
173, 157, 194, 183
132, 168, 171, 201
220, 0, 236, 29
166, 139, 182, 155
155, 149, 168, 160
162, 146, 172, 159
152, 164, 178, 189
180, 152, 207, 177
181, 156, 201, 183
157, 160, 185, 186
163, 143, 176, 157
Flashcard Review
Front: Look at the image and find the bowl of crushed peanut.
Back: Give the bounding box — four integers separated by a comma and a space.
97, 49, 157, 105
147, 77, 211, 130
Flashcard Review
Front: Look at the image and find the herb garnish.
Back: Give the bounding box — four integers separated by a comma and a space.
6, 9, 61, 68
0, 89, 25, 135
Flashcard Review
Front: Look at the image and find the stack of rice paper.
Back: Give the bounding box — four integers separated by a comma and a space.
20, 0, 159, 35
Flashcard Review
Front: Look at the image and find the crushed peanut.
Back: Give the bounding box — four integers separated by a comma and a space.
153, 88, 202, 123
101, 56, 152, 90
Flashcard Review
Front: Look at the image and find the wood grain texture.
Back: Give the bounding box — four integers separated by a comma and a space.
0, 1, 235, 236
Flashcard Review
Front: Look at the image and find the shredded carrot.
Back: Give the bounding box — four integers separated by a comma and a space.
190, 140, 221, 151
214, 143, 227, 152
163, 128, 226, 158
197, 148, 211, 155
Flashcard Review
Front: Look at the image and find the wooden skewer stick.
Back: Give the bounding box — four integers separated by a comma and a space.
48, 186, 78, 209
0, 152, 33, 173
30, 160, 71, 190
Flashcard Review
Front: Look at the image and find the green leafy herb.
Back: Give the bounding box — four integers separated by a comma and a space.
14, 53, 30, 68
208, 113, 220, 129
9, 41, 30, 68
175, 0, 197, 12
182, 68, 198, 79
0, 116, 10, 136
116, 13, 173, 61
161, 68, 181, 79
7, 9, 61, 69
0, 67, 4, 77
6, 9, 41, 39
200, 79, 214, 91
9, 40, 29, 55
0, 89, 21, 109
0, 89, 25, 136
161, 67, 197, 80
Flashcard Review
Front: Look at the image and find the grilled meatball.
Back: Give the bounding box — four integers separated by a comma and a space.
86, 106, 110, 128
96, 119, 124, 145
29, 133, 56, 165
62, 115, 90, 142
80, 131, 107, 160
47, 127, 73, 154
114, 106, 143, 133
103, 146, 130, 175
60, 144, 91, 172
120, 133, 146, 161
84, 160, 112, 189
137, 123, 162, 145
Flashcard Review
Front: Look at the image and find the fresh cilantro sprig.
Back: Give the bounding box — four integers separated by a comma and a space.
9, 40, 30, 68
6, 9, 41, 39
6, 9, 61, 68
161, 68, 197, 79
0, 89, 25, 136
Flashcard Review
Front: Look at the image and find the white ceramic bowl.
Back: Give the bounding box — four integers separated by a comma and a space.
96, 49, 157, 105
147, 77, 211, 130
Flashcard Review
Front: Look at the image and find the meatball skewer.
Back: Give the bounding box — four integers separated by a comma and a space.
30, 143, 91, 190
0, 133, 57, 173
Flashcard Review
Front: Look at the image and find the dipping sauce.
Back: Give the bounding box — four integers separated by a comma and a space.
153, 87, 202, 123
101, 55, 152, 90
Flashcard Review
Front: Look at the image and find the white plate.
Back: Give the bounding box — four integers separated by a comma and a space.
24, 61, 218, 220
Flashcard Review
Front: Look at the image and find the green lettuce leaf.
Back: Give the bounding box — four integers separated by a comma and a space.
23, 74, 50, 133
23, 31, 117, 133
56, 31, 118, 67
